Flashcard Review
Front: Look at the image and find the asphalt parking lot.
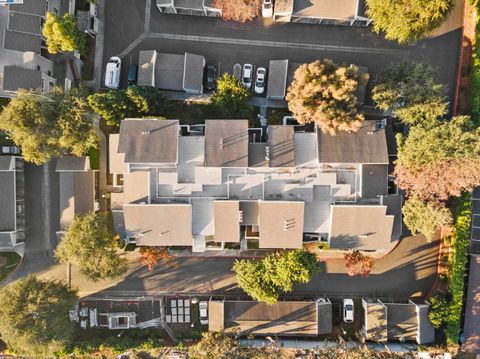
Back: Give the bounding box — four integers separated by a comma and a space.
102, 0, 461, 106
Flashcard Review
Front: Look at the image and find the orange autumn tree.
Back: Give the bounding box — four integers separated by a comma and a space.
212, 0, 261, 22
139, 247, 176, 271
344, 250, 375, 277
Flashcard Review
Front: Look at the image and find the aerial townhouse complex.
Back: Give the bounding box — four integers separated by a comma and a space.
109, 118, 401, 253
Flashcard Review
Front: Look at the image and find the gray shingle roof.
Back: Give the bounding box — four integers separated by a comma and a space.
8, 12, 42, 34
118, 119, 179, 164
209, 300, 330, 336
292, 0, 359, 20
267, 125, 295, 167
56, 156, 90, 172
267, 60, 288, 100
317, 120, 389, 164
3, 30, 41, 53
8, 0, 46, 16
204, 120, 249, 167
329, 205, 394, 250
0, 171, 15, 231
2, 66, 42, 92
183, 52, 204, 93
361, 164, 388, 198
155, 53, 184, 91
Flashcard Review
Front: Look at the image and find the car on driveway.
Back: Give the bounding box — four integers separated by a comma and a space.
343, 299, 354, 323
262, 0, 273, 17
242, 64, 253, 89
1, 145, 20, 155
254, 67, 267, 95
199, 301, 208, 325
105, 56, 121, 89
205, 64, 217, 91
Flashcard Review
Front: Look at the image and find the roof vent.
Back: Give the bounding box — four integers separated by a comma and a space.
265, 146, 270, 161
239, 210, 243, 223
284, 218, 296, 231
219, 138, 224, 149
141, 130, 151, 135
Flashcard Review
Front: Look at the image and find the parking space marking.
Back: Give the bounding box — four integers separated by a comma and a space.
145, 32, 411, 56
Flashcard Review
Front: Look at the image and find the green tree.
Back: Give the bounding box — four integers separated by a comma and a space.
366, 0, 452, 43
428, 295, 452, 328
55, 212, 128, 281
0, 88, 97, 164
0, 276, 77, 357
372, 62, 447, 125
286, 59, 367, 135
395, 116, 480, 200
88, 87, 168, 126
43, 12, 87, 53
402, 195, 452, 241
189, 331, 240, 359
211, 73, 252, 118
233, 250, 319, 304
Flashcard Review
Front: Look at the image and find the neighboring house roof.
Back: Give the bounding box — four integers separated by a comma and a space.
329, 205, 394, 251
123, 171, 150, 204
248, 143, 268, 167
123, 204, 193, 246
204, 120, 249, 167
138, 50, 157, 87
383, 194, 403, 242
363, 301, 387, 342
463, 254, 480, 354
109, 134, 128, 174
267, 125, 295, 167
56, 156, 90, 172
2, 66, 42, 92
317, 120, 389, 164
361, 164, 388, 198
362, 299, 435, 345
3, 30, 41, 53
58, 171, 95, 230
267, 60, 289, 100
174, 0, 204, 10
183, 52, 204, 93
209, 300, 332, 336
258, 201, 304, 249
8, 12, 42, 34
274, 0, 294, 16
155, 53, 185, 91
118, 119, 179, 164
292, 0, 359, 20
0, 171, 15, 231
8, 0, 46, 16
239, 201, 259, 225
214, 200, 240, 242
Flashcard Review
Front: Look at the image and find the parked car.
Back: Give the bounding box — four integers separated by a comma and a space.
199, 301, 208, 325
1, 145, 20, 155
127, 64, 138, 86
343, 299, 354, 323
262, 0, 273, 18
242, 64, 253, 89
254, 67, 267, 95
205, 64, 217, 91
105, 56, 121, 89
233, 63, 242, 81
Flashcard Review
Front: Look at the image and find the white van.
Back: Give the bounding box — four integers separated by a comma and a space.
105, 56, 121, 89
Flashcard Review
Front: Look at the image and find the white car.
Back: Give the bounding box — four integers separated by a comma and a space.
1, 145, 20, 154
262, 0, 273, 18
199, 301, 208, 325
254, 67, 267, 95
242, 64, 253, 89
105, 56, 121, 89
343, 299, 354, 323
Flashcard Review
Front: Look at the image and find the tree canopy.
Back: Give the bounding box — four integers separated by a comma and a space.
212, 0, 261, 22
233, 250, 319, 304
394, 116, 480, 200
55, 212, 128, 281
372, 62, 447, 125
87, 87, 168, 126
402, 195, 452, 241
366, 0, 452, 43
211, 73, 252, 118
344, 251, 375, 277
0, 88, 97, 164
0, 276, 77, 356
43, 12, 87, 53
286, 59, 367, 135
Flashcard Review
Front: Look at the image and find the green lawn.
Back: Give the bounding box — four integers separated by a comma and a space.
0, 252, 21, 282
